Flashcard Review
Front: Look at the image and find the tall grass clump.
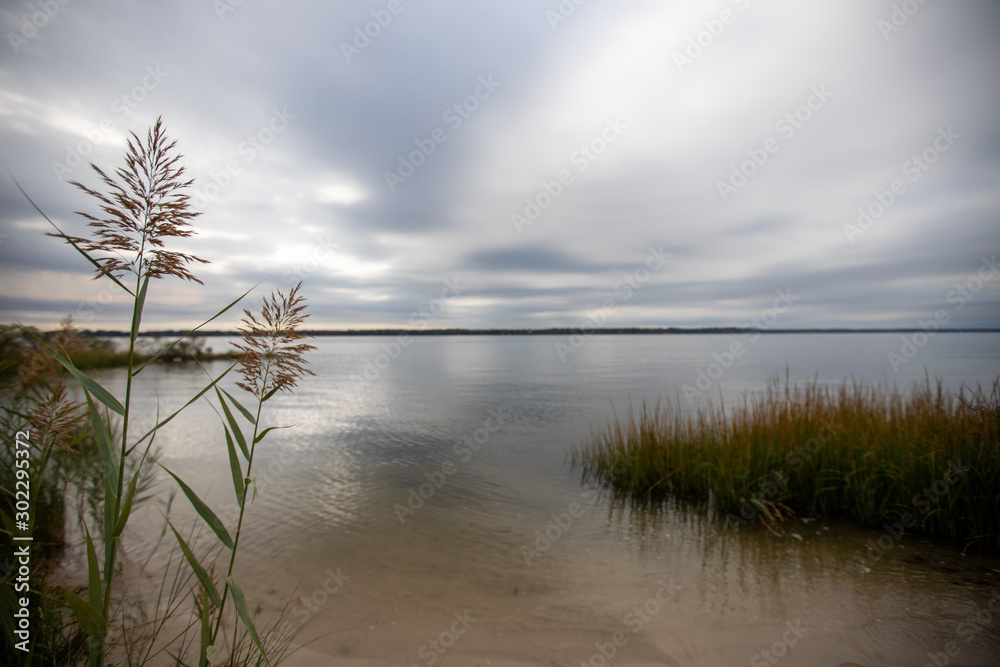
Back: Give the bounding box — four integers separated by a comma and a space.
1, 325, 234, 377
1, 321, 117, 376
574, 376, 1000, 552
3, 117, 314, 665
2, 347, 92, 666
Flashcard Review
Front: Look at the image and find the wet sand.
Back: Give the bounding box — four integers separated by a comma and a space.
227, 502, 1000, 667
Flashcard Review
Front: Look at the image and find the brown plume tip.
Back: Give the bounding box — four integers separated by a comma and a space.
52, 116, 209, 284
233, 282, 316, 398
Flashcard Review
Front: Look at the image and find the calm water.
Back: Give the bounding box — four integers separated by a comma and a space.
77, 334, 1000, 666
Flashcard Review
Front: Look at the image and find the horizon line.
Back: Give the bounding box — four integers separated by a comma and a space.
77, 326, 1000, 336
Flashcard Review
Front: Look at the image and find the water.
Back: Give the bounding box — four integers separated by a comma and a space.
75, 333, 1000, 666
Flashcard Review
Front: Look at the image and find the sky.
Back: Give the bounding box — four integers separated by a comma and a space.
1, 0, 998, 331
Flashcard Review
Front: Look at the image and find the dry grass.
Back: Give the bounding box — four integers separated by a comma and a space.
573, 375, 1000, 552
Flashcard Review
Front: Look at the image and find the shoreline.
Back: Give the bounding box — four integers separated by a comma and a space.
81, 327, 1000, 337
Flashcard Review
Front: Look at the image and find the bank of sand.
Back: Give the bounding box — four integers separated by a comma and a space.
259, 519, 1000, 667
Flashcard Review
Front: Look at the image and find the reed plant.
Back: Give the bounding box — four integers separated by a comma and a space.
4, 117, 314, 665
1, 324, 234, 377
1, 372, 91, 665
574, 375, 1000, 552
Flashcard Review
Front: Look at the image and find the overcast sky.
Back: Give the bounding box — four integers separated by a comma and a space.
1, 1, 998, 330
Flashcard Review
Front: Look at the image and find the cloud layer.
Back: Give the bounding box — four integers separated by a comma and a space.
1, 0, 998, 330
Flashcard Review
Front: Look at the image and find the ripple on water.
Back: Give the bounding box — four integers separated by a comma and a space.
85, 336, 1000, 665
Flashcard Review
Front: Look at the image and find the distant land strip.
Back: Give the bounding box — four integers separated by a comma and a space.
85, 327, 1000, 337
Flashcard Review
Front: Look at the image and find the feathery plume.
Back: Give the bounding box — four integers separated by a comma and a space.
54, 116, 208, 283
233, 282, 315, 398
28, 379, 85, 452
17, 316, 84, 390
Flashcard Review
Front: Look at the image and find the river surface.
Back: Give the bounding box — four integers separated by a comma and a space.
72, 333, 1000, 666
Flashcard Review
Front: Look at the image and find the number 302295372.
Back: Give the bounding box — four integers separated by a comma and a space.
14, 430, 31, 523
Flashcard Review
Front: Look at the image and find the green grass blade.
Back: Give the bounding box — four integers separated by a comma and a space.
262, 384, 282, 403
165, 520, 223, 608
199, 589, 211, 667
217, 388, 249, 460
222, 389, 257, 425
227, 576, 271, 666
83, 523, 102, 612
7, 170, 134, 296
161, 466, 234, 550
65, 589, 107, 640
131, 284, 260, 375
224, 426, 245, 508
114, 463, 143, 537
103, 475, 116, 584
124, 403, 159, 479
84, 391, 119, 495
254, 424, 291, 445
129, 364, 236, 454
44, 344, 125, 415
130, 274, 150, 343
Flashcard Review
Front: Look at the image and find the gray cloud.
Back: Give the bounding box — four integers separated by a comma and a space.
1, 0, 998, 330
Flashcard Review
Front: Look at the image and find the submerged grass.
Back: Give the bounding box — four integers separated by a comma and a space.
573, 375, 1000, 552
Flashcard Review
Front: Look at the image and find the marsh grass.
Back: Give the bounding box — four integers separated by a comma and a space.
574, 375, 1000, 552
1, 379, 91, 666
1, 324, 234, 378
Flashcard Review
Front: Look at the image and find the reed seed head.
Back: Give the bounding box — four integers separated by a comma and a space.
17, 316, 84, 390
55, 116, 208, 284
28, 379, 85, 453
233, 282, 315, 398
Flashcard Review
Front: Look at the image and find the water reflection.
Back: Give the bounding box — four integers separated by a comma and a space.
65, 335, 1000, 665
590, 478, 1000, 665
